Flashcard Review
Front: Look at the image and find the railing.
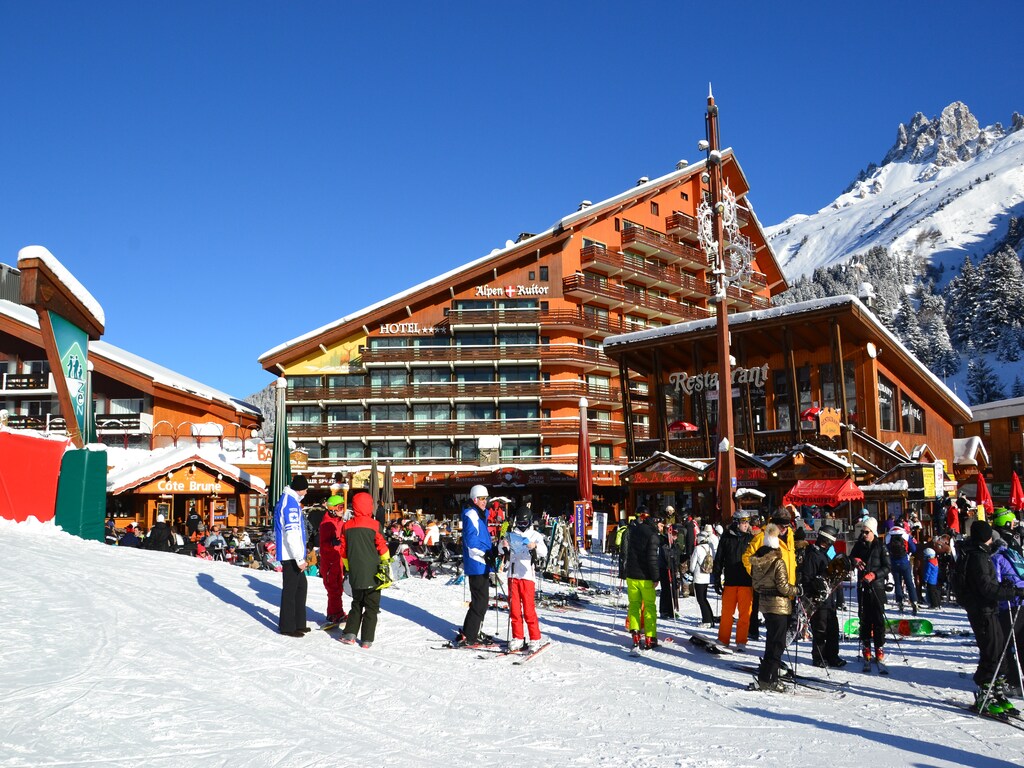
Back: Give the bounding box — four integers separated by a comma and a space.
0, 372, 53, 392
580, 245, 714, 298
288, 417, 647, 441
540, 344, 614, 368
360, 344, 542, 364
620, 226, 710, 269
725, 285, 771, 311
287, 380, 625, 404
541, 309, 635, 336
4, 414, 68, 431
633, 429, 842, 460
441, 308, 542, 327
562, 274, 710, 322
665, 212, 699, 238
95, 413, 143, 431
302, 454, 633, 468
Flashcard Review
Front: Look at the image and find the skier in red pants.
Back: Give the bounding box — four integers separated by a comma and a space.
319, 494, 347, 626
499, 508, 549, 652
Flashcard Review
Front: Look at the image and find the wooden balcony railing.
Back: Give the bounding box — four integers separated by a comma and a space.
620, 226, 710, 270
562, 274, 710, 322
288, 417, 648, 442
665, 212, 699, 239
441, 308, 542, 327
287, 380, 625, 404
0, 372, 54, 392
360, 344, 542, 365
580, 245, 714, 298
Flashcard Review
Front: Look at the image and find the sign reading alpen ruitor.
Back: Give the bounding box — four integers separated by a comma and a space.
669, 364, 769, 394
47, 312, 89, 440
474, 283, 550, 298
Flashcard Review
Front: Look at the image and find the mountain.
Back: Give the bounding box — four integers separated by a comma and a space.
767, 102, 1024, 280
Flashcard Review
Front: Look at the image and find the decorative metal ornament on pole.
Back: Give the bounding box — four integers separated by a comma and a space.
696, 86, 752, 524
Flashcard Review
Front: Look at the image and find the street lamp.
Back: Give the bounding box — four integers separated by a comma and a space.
697, 86, 754, 524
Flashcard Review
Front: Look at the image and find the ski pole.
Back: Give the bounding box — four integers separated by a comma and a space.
872, 588, 909, 664
978, 602, 1021, 715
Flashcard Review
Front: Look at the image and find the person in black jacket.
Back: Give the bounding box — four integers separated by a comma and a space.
143, 514, 176, 552
625, 510, 661, 651
713, 510, 754, 649
961, 520, 1024, 715
658, 521, 681, 619
800, 524, 845, 668
849, 517, 890, 664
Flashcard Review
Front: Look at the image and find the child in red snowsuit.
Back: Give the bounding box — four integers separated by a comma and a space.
319, 495, 347, 624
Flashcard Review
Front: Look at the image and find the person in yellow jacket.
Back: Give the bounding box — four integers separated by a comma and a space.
742, 508, 797, 641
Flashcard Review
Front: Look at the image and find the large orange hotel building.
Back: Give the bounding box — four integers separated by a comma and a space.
259, 152, 787, 518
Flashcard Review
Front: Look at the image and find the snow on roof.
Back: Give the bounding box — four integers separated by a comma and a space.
605, 293, 971, 419
17, 245, 105, 329
967, 394, 1024, 420
259, 150, 776, 363
860, 480, 910, 493
0, 299, 260, 418
953, 436, 989, 466
106, 446, 267, 495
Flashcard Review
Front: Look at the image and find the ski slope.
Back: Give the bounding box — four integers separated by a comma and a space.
1, 519, 1021, 768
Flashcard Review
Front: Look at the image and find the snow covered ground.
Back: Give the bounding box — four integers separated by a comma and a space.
2, 519, 1022, 768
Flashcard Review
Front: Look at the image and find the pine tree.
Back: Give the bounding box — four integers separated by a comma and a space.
1013, 375, 1024, 399
945, 256, 980, 348
894, 291, 926, 360
919, 293, 960, 377
966, 356, 1006, 405
975, 247, 1024, 352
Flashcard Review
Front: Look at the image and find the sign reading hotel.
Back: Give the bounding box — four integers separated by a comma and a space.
475, 283, 550, 298
379, 322, 447, 335
669, 364, 769, 394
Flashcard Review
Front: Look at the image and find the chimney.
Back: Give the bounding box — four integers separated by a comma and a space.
636, 176, 649, 186
676, 160, 689, 170
577, 200, 592, 211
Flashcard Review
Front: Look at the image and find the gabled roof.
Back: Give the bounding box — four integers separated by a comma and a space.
953, 436, 990, 468
258, 150, 786, 370
0, 299, 260, 419
107, 446, 267, 495
620, 451, 707, 480
968, 395, 1024, 421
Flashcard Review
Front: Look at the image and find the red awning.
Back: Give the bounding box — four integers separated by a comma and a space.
783, 478, 864, 507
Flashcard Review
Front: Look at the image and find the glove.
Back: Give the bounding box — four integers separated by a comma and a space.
862, 572, 875, 584
713, 579, 722, 595
853, 558, 865, 572
795, 584, 804, 597
342, 558, 349, 570
375, 556, 392, 585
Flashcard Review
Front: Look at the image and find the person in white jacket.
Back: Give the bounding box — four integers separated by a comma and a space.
499, 508, 549, 652
689, 531, 716, 627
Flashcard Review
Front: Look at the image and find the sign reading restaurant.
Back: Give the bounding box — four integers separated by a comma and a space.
669, 364, 769, 394
475, 283, 550, 298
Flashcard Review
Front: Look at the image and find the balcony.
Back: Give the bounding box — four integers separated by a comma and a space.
562, 274, 710, 323
540, 343, 617, 371
289, 418, 547, 439
289, 379, 627, 407
580, 245, 714, 299
95, 413, 144, 432
302, 453, 632, 468
620, 226, 709, 270
665, 212, 699, 241
725, 285, 771, 311
541, 309, 634, 337
0, 372, 56, 394
359, 344, 542, 365
440, 308, 541, 329
540, 418, 635, 442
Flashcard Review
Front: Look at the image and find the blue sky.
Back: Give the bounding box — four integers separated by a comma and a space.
1, 1, 1021, 401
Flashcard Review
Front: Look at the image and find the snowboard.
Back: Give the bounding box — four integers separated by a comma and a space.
843, 617, 933, 636
686, 631, 733, 655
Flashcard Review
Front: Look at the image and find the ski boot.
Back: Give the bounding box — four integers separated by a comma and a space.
975, 683, 1008, 717
861, 645, 873, 672
994, 678, 1021, 719
631, 630, 642, 649
755, 676, 786, 693
645, 635, 658, 650
910, 602, 919, 616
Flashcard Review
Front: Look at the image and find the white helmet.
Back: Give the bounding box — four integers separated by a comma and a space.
923, 547, 936, 558
470, 485, 489, 500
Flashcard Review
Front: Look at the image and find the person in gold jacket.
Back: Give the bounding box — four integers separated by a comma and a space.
742, 508, 797, 640
750, 523, 800, 691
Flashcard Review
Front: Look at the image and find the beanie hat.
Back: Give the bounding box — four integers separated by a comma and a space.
891, 526, 906, 537
125, 524, 134, 531
862, 517, 878, 535
156, 514, 166, 523
514, 508, 532, 530
970, 520, 993, 543
290, 475, 308, 492
771, 508, 791, 525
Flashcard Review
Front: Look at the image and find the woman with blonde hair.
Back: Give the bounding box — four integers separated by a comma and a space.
749, 523, 799, 692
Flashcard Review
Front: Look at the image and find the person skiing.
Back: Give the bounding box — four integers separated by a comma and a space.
499, 507, 548, 652
800, 524, 845, 668
274, 475, 310, 638
991, 512, 1024, 698
750, 523, 799, 692
849, 517, 890, 667
453, 485, 494, 647
319, 493, 347, 627
624, 508, 661, 651
714, 509, 754, 650
339, 491, 390, 649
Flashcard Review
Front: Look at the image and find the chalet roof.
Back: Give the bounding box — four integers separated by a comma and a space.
106, 446, 267, 495
968, 395, 1024, 421
0, 299, 259, 419
258, 151, 786, 369
953, 436, 990, 468
604, 294, 972, 425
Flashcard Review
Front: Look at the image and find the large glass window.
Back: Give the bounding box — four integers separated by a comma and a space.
326, 442, 364, 459
327, 374, 364, 388
454, 331, 493, 346
773, 371, 791, 430
501, 439, 540, 459
456, 403, 495, 421
288, 406, 321, 424
820, 364, 858, 422
498, 330, 538, 346
368, 441, 409, 459
455, 440, 480, 461
412, 367, 450, 383
901, 393, 925, 434
878, 374, 896, 431
593, 444, 613, 461
370, 368, 408, 387
369, 404, 407, 422
413, 403, 449, 421
796, 365, 812, 418
287, 375, 320, 389
452, 299, 493, 310
327, 405, 363, 422
368, 337, 408, 349
413, 440, 452, 459
455, 368, 492, 383
500, 402, 539, 420
498, 365, 539, 382
106, 398, 144, 415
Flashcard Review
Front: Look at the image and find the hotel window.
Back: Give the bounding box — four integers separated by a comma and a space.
304, 443, 322, 460
498, 365, 539, 382
982, 422, 991, 436
368, 441, 408, 459
455, 368, 492, 383
680, 192, 689, 201
412, 368, 450, 383
413, 403, 449, 421
413, 440, 452, 459
539, 266, 549, 281
370, 368, 408, 387
773, 371, 791, 431
501, 438, 540, 459
796, 366, 812, 419
498, 330, 538, 346
369, 404, 407, 422
287, 375, 320, 389
625, 314, 646, 330
582, 237, 606, 250
540, 301, 548, 312
500, 402, 539, 420
623, 219, 642, 231
1013, 452, 1023, 477
326, 442, 364, 460
582, 270, 607, 287
23, 360, 51, 375
288, 405, 321, 424
455, 440, 479, 460
327, 374, 365, 388
593, 444, 613, 461
1011, 417, 1020, 433
623, 251, 646, 270
368, 337, 407, 349
543, 444, 552, 457
413, 335, 449, 347
878, 375, 896, 431
456, 402, 495, 421
529, 271, 535, 280
900, 394, 925, 434
650, 201, 659, 216
327, 405, 363, 422
454, 331, 493, 346
584, 305, 608, 321
453, 299, 492, 310
955, 425, 965, 438
106, 398, 144, 415
587, 374, 611, 396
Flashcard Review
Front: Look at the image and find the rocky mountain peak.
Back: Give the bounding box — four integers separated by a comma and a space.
881, 101, 983, 167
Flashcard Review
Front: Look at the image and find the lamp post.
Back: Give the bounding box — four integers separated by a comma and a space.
697, 87, 753, 525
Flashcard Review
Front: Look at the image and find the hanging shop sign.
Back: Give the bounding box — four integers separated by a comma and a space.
668, 364, 769, 395
137, 465, 228, 496
474, 283, 550, 298
818, 407, 842, 439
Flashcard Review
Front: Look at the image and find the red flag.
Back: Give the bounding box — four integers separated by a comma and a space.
1010, 472, 1024, 512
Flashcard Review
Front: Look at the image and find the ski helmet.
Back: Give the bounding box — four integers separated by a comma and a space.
816, 524, 838, 545
470, 484, 489, 500
923, 547, 936, 558
993, 508, 1016, 529
514, 508, 532, 530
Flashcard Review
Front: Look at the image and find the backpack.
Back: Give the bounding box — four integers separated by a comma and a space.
887, 535, 908, 561
700, 546, 714, 574
950, 549, 971, 608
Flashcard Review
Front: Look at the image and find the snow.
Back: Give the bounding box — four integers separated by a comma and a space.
2, 519, 1023, 767
16, 245, 106, 329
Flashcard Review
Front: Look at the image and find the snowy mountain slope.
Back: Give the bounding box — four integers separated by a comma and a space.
768, 103, 1024, 280
2, 519, 1023, 767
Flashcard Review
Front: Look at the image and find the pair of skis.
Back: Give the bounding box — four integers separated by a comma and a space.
431, 640, 552, 664
861, 657, 890, 675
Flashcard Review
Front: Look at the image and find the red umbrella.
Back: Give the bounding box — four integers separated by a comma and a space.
1010, 472, 1024, 512
976, 474, 994, 517
668, 420, 699, 433
577, 397, 592, 503
800, 405, 822, 420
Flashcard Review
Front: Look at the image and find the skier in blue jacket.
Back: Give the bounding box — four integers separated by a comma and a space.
275, 474, 309, 637
454, 484, 494, 647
